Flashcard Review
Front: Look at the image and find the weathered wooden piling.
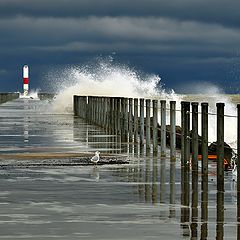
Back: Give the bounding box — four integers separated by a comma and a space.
237, 104, 240, 237
216, 102, 225, 239
170, 101, 176, 161
170, 101, 176, 207
160, 100, 166, 157
116, 97, 121, 135
128, 98, 133, 142
121, 97, 128, 142
201, 103, 208, 229
152, 100, 158, 154
140, 98, 145, 146
145, 99, 151, 151
216, 103, 225, 190
191, 102, 198, 237
134, 98, 139, 143
184, 102, 190, 204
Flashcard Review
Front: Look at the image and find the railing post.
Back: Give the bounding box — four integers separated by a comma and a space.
134, 98, 139, 143
180, 101, 190, 224
170, 101, 176, 207
184, 101, 190, 204
216, 103, 225, 189
191, 102, 199, 206
216, 102, 225, 239
152, 100, 158, 154
237, 104, 240, 232
146, 99, 151, 151
140, 98, 145, 147
73, 95, 78, 116
170, 101, 176, 161
129, 98, 133, 142
201, 102, 208, 229
116, 97, 121, 135
160, 100, 166, 157
121, 97, 128, 142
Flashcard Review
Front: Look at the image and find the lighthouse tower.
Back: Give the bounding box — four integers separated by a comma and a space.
23, 65, 29, 96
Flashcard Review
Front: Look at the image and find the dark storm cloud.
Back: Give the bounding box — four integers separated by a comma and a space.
0, 0, 239, 92
1, 16, 239, 53
0, 0, 240, 28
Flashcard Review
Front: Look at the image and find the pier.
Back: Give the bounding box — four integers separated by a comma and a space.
74, 95, 240, 239
0, 94, 239, 239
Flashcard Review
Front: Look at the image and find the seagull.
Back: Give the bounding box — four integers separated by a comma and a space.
91, 151, 100, 165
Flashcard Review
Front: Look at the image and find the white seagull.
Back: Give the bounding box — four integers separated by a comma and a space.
91, 151, 100, 165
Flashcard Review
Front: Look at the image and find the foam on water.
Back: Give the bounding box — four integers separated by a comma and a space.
19, 90, 40, 99
45, 58, 238, 150
47, 59, 180, 113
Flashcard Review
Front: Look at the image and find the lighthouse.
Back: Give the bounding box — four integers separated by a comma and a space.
23, 65, 29, 96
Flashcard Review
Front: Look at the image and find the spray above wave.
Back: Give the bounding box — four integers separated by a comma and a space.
47, 59, 174, 113
45, 59, 238, 150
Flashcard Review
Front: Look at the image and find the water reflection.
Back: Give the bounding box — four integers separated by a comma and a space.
90, 166, 100, 182
0, 99, 239, 239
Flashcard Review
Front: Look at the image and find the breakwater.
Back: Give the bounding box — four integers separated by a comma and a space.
74, 95, 240, 239
0, 92, 19, 104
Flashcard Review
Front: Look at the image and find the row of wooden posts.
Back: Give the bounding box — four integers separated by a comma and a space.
73, 95, 240, 228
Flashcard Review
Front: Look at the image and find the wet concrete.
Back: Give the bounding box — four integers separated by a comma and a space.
0, 98, 238, 239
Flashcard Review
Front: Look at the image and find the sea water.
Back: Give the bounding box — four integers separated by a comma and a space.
0, 59, 238, 239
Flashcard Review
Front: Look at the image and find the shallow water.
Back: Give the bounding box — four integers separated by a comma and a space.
0, 98, 238, 239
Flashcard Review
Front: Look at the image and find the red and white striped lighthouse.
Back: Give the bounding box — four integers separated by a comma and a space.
23, 65, 29, 96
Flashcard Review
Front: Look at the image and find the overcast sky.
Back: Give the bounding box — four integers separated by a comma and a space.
0, 0, 240, 93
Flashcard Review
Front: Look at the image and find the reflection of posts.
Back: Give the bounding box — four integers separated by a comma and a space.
152, 158, 158, 204
201, 103, 208, 240
216, 103, 225, 239
160, 157, 166, 203
24, 118, 29, 143
191, 102, 199, 239
180, 101, 190, 237
216, 191, 224, 239
169, 101, 176, 218
145, 159, 151, 203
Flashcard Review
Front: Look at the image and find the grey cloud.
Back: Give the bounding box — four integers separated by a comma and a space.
0, 16, 239, 54
0, 0, 240, 28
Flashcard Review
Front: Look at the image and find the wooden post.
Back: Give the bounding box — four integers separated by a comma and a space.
201, 103, 208, 176
183, 101, 190, 206
134, 98, 139, 143
122, 98, 128, 142
170, 101, 176, 161
146, 99, 151, 151
129, 98, 133, 142
160, 100, 166, 157
74, 95, 78, 116
140, 98, 145, 146
170, 101, 176, 207
114, 97, 118, 134
216, 103, 225, 190
109, 97, 114, 133
201, 102, 208, 229
116, 97, 121, 135
237, 104, 240, 237
180, 101, 190, 229
191, 102, 199, 213
181, 101, 186, 208
152, 100, 158, 154
216, 102, 224, 238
